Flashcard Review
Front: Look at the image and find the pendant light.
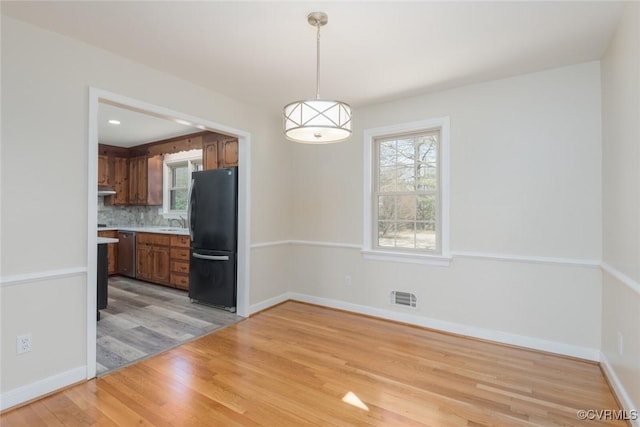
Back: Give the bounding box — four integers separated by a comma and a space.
283, 12, 352, 144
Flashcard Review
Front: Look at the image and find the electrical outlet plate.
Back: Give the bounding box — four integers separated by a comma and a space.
17, 334, 32, 354
344, 275, 352, 286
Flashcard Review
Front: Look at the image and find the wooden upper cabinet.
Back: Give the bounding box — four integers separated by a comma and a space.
218, 138, 239, 168
202, 141, 219, 170
97, 155, 110, 186
128, 155, 163, 205
203, 137, 238, 170
108, 157, 129, 205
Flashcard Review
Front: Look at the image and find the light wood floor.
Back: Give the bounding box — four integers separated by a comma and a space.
97, 277, 242, 374
1, 302, 625, 426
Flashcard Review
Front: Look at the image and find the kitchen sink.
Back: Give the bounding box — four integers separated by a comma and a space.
158, 227, 187, 232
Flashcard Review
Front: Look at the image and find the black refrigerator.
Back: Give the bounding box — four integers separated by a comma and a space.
188, 167, 238, 312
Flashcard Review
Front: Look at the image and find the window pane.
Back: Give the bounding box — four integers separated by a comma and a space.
379, 140, 396, 168
378, 166, 396, 191
415, 226, 437, 250
416, 135, 438, 190
397, 165, 414, 191
172, 165, 189, 188
396, 195, 416, 221
395, 222, 416, 248
416, 195, 436, 223
170, 189, 188, 210
378, 221, 396, 248
378, 196, 396, 221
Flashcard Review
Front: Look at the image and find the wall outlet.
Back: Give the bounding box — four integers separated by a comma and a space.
17, 334, 32, 354
617, 332, 624, 355
344, 275, 352, 286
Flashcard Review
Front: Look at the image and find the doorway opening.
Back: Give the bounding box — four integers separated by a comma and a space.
88, 88, 251, 379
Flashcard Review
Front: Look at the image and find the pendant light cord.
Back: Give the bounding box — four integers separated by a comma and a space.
315, 19, 321, 100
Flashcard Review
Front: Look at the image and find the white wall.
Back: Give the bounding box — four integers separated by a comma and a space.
601, 2, 640, 413
289, 62, 603, 358
0, 15, 291, 406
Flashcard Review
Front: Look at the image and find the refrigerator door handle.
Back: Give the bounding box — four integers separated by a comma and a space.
187, 178, 195, 241
192, 252, 230, 261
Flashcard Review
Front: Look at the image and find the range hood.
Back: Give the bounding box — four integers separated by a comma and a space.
98, 186, 116, 196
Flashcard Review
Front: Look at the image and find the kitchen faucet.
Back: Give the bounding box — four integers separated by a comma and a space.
168, 216, 187, 229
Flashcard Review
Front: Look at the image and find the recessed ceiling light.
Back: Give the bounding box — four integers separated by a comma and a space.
108, 119, 121, 125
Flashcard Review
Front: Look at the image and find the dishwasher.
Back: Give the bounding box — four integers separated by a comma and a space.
117, 231, 136, 278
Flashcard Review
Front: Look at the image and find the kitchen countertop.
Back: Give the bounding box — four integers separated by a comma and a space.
97, 237, 119, 244
98, 226, 190, 236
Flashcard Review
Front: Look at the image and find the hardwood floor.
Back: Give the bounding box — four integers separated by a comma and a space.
1, 302, 626, 426
97, 277, 242, 374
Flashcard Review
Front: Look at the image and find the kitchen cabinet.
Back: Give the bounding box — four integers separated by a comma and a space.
98, 230, 118, 275
218, 138, 239, 168
203, 137, 238, 170
202, 141, 219, 170
128, 155, 163, 205
170, 235, 190, 291
97, 155, 110, 186
110, 157, 129, 205
136, 233, 171, 286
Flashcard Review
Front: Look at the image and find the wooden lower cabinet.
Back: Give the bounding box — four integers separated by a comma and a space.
98, 230, 118, 275
136, 233, 171, 286
170, 235, 190, 291
136, 232, 190, 290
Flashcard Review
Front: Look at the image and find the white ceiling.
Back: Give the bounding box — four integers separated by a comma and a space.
98, 103, 199, 147
3, 1, 626, 144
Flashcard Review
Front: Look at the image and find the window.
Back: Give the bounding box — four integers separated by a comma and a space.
163, 150, 202, 214
364, 118, 450, 264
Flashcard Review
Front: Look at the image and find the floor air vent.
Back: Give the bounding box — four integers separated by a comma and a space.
390, 291, 417, 308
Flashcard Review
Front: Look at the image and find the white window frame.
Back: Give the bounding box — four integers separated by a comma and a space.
363, 118, 451, 266
162, 149, 203, 216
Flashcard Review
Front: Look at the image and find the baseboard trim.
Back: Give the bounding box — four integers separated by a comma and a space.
0, 267, 87, 288
600, 352, 640, 427
249, 293, 292, 315
251, 292, 600, 361
0, 366, 86, 412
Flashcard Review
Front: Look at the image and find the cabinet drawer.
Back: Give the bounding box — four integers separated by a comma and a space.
171, 260, 189, 274
171, 235, 190, 247
170, 273, 189, 288
171, 248, 190, 261
137, 233, 171, 246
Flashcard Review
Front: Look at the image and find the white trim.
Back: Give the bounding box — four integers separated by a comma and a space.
290, 240, 361, 250
250, 240, 291, 249
0, 267, 87, 287
249, 292, 292, 315
361, 249, 452, 266
250, 239, 603, 269
87, 88, 252, 381
600, 352, 640, 427
363, 117, 451, 258
0, 366, 86, 412
602, 262, 640, 296
249, 292, 600, 361
453, 251, 601, 269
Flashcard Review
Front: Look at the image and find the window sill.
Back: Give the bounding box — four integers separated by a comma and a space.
361, 249, 452, 267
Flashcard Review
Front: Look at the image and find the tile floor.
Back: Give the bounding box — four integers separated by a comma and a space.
96, 276, 243, 375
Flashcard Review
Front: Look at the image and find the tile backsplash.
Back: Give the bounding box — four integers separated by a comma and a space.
98, 196, 182, 227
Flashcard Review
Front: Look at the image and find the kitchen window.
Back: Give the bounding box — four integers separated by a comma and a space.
363, 118, 450, 265
163, 150, 202, 214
